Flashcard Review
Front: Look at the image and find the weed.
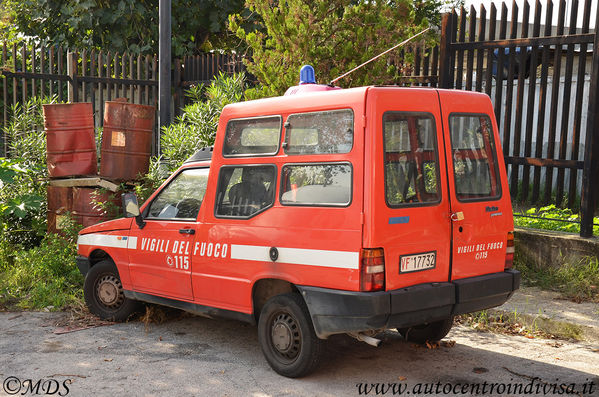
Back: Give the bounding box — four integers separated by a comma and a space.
514, 254, 599, 303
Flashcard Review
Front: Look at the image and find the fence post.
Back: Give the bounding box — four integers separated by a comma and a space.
174, 58, 182, 117
67, 51, 78, 102
580, 10, 599, 238
438, 13, 453, 89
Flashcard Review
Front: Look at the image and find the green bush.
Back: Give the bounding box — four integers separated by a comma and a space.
513, 204, 599, 235
0, 215, 82, 310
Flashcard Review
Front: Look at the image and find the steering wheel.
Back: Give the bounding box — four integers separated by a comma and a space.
175, 198, 202, 219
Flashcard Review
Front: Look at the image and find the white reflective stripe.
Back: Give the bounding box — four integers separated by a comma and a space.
230, 244, 359, 269
77, 233, 134, 249
127, 237, 138, 250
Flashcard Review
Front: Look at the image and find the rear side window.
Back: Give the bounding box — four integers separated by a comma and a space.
285, 109, 353, 154
383, 112, 440, 206
280, 163, 352, 206
215, 165, 276, 218
223, 116, 281, 156
449, 114, 501, 201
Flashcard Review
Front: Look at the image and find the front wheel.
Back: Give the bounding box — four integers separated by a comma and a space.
258, 293, 323, 378
399, 317, 454, 344
83, 260, 142, 322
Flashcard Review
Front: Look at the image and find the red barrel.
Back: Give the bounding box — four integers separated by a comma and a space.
72, 187, 119, 227
47, 186, 73, 234
43, 103, 98, 178
100, 101, 155, 181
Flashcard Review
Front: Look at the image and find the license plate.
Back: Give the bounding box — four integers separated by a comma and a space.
399, 251, 436, 273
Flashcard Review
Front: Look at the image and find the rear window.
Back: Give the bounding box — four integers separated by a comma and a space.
383, 112, 440, 206
285, 109, 353, 154
280, 163, 352, 206
223, 116, 281, 156
449, 114, 501, 201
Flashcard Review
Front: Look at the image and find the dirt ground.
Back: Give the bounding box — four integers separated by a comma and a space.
1, 311, 598, 396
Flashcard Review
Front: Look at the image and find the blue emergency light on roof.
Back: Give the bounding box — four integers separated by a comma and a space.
299, 65, 316, 85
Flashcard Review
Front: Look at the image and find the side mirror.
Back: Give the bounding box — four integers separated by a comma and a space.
121, 192, 145, 229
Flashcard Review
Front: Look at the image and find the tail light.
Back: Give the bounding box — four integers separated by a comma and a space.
505, 231, 515, 269
360, 248, 385, 291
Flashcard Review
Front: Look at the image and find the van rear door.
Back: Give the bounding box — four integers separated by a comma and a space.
365, 87, 452, 291
437, 90, 513, 280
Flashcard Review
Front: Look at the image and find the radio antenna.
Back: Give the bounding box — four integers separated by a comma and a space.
329, 27, 431, 85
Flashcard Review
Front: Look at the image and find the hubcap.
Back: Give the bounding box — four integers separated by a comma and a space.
96, 275, 124, 308
270, 312, 301, 361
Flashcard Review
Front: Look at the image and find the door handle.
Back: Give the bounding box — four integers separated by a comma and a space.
179, 228, 195, 235
450, 212, 464, 221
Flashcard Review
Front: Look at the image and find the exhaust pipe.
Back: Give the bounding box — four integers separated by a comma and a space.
349, 332, 382, 347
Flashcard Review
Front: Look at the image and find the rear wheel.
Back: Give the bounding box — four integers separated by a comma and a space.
258, 293, 323, 378
84, 260, 142, 322
400, 317, 454, 344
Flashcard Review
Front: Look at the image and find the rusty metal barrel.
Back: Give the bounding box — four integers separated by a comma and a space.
100, 101, 155, 181
43, 103, 97, 178
47, 186, 73, 234
72, 187, 116, 228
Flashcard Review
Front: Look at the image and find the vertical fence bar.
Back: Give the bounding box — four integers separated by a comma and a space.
494, 3, 508, 130
580, 0, 599, 237
81, 50, 87, 102
501, 1, 519, 165
569, 0, 592, 205
510, 0, 530, 195
31, 44, 36, 97
555, 0, 579, 207
439, 13, 453, 89
145, 55, 150, 105
129, 54, 134, 101
521, 0, 542, 202
48, 46, 54, 97
106, 51, 112, 101
485, 4, 497, 98
475, 5, 486, 92
21, 43, 27, 103
40, 46, 46, 98
532, 0, 554, 203
544, 0, 566, 204
465, 5, 476, 91
90, 50, 96, 118
98, 51, 104, 122
455, 7, 467, 89
137, 54, 143, 104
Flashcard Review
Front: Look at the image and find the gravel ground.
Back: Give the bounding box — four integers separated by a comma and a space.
1, 311, 598, 396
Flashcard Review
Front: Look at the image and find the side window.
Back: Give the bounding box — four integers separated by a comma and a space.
215, 165, 276, 217
383, 112, 440, 207
449, 114, 501, 201
280, 163, 352, 206
223, 116, 281, 156
147, 168, 209, 220
285, 109, 353, 154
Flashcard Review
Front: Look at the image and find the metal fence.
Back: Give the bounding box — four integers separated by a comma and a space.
2, 0, 599, 236
438, 0, 599, 236
0, 46, 246, 154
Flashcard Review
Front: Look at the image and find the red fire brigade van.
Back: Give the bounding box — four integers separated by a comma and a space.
77, 68, 519, 377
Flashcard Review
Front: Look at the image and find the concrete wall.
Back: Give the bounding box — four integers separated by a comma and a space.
515, 227, 599, 268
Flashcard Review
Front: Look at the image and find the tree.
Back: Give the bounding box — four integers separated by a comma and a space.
3, 0, 246, 56
229, 0, 435, 99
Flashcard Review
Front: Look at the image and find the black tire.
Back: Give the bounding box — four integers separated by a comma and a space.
83, 260, 142, 322
258, 293, 323, 378
400, 317, 454, 344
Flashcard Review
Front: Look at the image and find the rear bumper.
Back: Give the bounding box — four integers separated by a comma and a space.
298, 269, 520, 338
